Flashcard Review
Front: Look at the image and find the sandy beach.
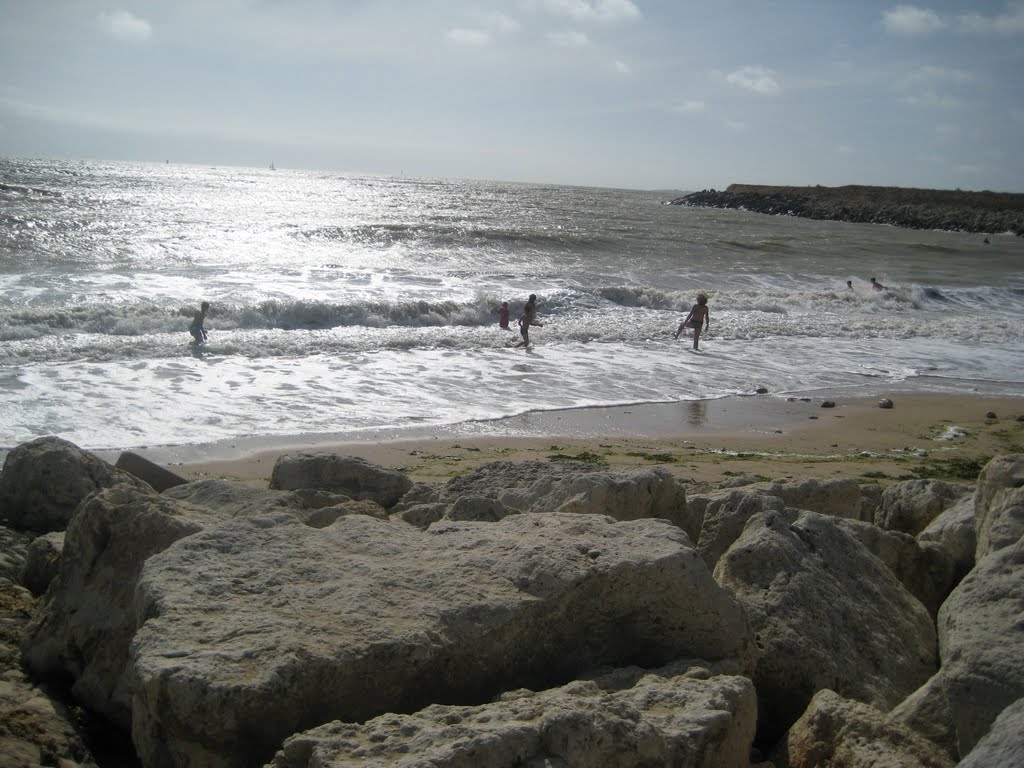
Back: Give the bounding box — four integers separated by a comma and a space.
162, 392, 1024, 488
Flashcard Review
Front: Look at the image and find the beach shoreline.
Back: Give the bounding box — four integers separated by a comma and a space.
137, 392, 1024, 488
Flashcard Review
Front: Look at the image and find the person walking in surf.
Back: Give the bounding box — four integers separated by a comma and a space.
674, 292, 709, 350
189, 301, 210, 344
515, 294, 543, 348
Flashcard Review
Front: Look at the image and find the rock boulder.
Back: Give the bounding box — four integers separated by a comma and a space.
269, 453, 412, 508
129, 512, 755, 768
0, 436, 153, 532
714, 509, 937, 745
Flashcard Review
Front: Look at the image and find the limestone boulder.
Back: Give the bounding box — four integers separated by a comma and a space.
164, 479, 352, 518
714, 509, 937, 745
269, 453, 412, 508
774, 689, 954, 768
762, 478, 865, 520
434, 460, 695, 537
877, 479, 972, 537
270, 662, 757, 768
858, 483, 884, 524
0, 578, 99, 768
129, 512, 756, 768
956, 697, 1024, 768
892, 535, 1024, 760
20, 530, 64, 596
836, 518, 956, 618
695, 490, 786, 570
20, 486, 226, 728
973, 454, 1024, 559
917, 495, 976, 581
0, 436, 154, 532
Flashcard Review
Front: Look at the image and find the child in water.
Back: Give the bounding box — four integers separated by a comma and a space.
674, 293, 709, 350
190, 301, 209, 344
495, 301, 510, 329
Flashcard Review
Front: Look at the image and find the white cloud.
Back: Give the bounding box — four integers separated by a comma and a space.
673, 100, 705, 113
547, 29, 591, 47
614, 60, 631, 74
903, 91, 961, 108
477, 12, 520, 33
533, 0, 641, 23
959, 3, 1024, 34
447, 28, 490, 45
98, 10, 152, 43
726, 66, 781, 95
882, 5, 945, 36
903, 65, 972, 84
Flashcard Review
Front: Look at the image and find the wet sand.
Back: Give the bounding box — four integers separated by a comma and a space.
157, 392, 1024, 488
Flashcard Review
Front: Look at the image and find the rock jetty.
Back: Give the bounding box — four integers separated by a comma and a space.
670, 184, 1024, 236
0, 435, 1021, 767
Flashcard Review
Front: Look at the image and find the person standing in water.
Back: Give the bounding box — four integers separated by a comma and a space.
515, 294, 543, 348
189, 301, 210, 344
495, 301, 510, 329
674, 292, 709, 350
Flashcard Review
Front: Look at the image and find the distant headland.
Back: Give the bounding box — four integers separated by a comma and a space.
669, 184, 1024, 236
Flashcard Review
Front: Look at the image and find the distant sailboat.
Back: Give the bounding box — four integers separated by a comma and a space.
270, 161, 276, 170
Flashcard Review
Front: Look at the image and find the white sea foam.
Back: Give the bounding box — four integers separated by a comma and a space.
1, 158, 1021, 452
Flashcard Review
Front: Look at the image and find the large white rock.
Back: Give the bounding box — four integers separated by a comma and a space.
269, 662, 757, 768
917, 495, 976, 581
877, 479, 971, 537
893, 534, 1024, 760
836, 518, 956, 618
714, 508, 937, 745
774, 689, 954, 768
21, 486, 227, 728
972, 454, 1024, 560
695, 490, 786, 569
956, 697, 1024, 768
269, 453, 413, 508
129, 512, 755, 768
433, 460, 695, 536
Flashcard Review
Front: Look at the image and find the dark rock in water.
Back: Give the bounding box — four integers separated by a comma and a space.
821, 400, 836, 408
879, 398, 894, 409
755, 386, 769, 394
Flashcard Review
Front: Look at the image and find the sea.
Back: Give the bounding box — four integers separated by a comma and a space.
2, 157, 1022, 459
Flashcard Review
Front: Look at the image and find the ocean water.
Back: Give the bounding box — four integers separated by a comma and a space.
2, 157, 1022, 455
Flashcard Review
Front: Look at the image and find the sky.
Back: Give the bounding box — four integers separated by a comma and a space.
1, 1, 1022, 191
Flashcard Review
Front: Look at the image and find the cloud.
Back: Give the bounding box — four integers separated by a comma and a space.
959, 3, 1024, 34
903, 91, 961, 108
547, 30, 591, 47
447, 28, 490, 45
476, 12, 520, 33
614, 60, 631, 74
532, 0, 641, 23
98, 10, 153, 43
903, 65, 972, 85
726, 66, 781, 95
673, 100, 706, 113
882, 5, 945, 36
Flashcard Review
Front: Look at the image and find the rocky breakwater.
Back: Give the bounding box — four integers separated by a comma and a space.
0, 436, 1021, 767
670, 184, 1024, 236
